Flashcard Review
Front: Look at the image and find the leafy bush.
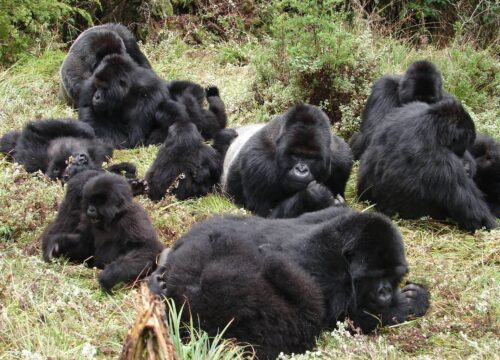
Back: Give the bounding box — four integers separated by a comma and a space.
0, 0, 95, 65
253, 0, 376, 137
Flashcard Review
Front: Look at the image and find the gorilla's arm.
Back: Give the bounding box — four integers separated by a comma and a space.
268, 182, 335, 219
43, 232, 94, 263
98, 248, 159, 291
25, 119, 96, 140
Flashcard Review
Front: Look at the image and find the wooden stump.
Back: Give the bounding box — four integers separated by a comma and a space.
120, 283, 177, 360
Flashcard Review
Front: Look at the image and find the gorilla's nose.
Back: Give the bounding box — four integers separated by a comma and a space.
294, 163, 310, 177
377, 281, 393, 306
74, 154, 89, 165
87, 205, 97, 218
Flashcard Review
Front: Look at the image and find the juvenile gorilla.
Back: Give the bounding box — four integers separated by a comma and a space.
350, 60, 451, 159
60, 23, 151, 107
146, 122, 235, 201
43, 173, 164, 291
0, 119, 112, 180
167, 81, 228, 140
358, 99, 498, 231
470, 134, 500, 217
149, 206, 429, 358
222, 104, 353, 218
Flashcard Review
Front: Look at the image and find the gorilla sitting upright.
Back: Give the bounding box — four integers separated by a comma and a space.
357, 99, 497, 231
60, 23, 151, 107
350, 60, 451, 159
222, 104, 353, 218
0, 119, 112, 180
149, 206, 429, 359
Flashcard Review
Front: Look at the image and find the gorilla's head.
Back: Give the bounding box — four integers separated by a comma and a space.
46, 137, 96, 180
89, 54, 136, 113
399, 60, 444, 104
430, 99, 476, 156
275, 105, 332, 192
82, 173, 132, 225
341, 212, 408, 310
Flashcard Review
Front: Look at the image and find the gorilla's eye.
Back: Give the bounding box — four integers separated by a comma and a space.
119, 80, 127, 87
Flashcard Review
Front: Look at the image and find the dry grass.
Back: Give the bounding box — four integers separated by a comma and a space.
0, 33, 498, 359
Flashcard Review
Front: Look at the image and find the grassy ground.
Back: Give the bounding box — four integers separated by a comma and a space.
0, 32, 499, 359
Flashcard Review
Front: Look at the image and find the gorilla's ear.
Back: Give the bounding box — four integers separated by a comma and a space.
429, 99, 476, 154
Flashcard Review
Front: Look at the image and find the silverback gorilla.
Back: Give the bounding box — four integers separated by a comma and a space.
357, 99, 498, 231
350, 60, 451, 160
222, 104, 353, 218
148, 206, 429, 359
42, 172, 164, 291
0, 119, 112, 180
60, 23, 151, 107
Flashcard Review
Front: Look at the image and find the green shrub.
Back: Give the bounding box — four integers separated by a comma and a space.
0, 0, 95, 65
252, 0, 376, 137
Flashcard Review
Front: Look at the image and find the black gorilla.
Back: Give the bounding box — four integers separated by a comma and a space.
78, 54, 228, 148
470, 134, 500, 217
42, 172, 164, 291
350, 60, 451, 159
60, 23, 151, 106
167, 81, 228, 140
358, 99, 498, 231
0, 119, 112, 180
222, 104, 353, 218
149, 206, 429, 359
145, 122, 235, 201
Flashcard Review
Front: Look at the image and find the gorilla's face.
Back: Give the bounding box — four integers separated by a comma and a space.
46, 138, 94, 180
82, 174, 132, 225
90, 54, 133, 113
276, 127, 331, 192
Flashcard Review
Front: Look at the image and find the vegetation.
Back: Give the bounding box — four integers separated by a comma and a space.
0, 1, 499, 359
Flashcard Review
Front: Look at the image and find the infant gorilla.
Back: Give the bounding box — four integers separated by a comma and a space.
149, 206, 429, 359
42, 172, 164, 291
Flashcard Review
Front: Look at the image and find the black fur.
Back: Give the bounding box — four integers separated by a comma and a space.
470, 134, 500, 217
149, 206, 429, 358
78, 53, 186, 149
145, 121, 222, 201
166, 81, 228, 140
60, 23, 151, 107
358, 99, 497, 231
0, 119, 112, 180
223, 104, 353, 218
350, 60, 451, 159
42, 172, 164, 291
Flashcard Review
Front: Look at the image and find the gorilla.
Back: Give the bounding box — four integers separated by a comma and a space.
148, 205, 429, 359
167, 81, 228, 140
60, 23, 151, 107
145, 121, 236, 201
357, 99, 498, 231
470, 134, 500, 217
0, 119, 112, 180
222, 104, 353, 218
42, 172, 164, 291
78, 54, 228, 148
350, 60, 451, 159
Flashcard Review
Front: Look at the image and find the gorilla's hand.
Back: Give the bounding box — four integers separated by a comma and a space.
401, 282, 430, 317
304, 181, 335, 208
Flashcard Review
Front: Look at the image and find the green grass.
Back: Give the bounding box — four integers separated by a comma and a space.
0, 30, 499, 359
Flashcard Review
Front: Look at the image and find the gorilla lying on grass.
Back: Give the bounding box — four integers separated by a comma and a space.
0, 119, 112, 180
350, 60, 452, 160
149, 206, 429, 359
42, 172, 164, 291
222, 104, 353, 218
357, 99, 498, 231
60, 23, 151, 107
